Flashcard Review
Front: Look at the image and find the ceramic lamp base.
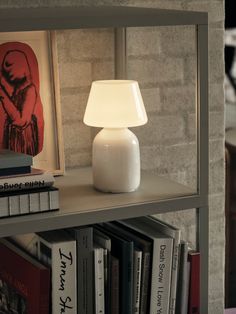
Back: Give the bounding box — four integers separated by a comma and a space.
92, 128, 140, 193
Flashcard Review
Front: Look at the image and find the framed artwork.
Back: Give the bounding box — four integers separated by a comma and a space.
0, 31, 64, 175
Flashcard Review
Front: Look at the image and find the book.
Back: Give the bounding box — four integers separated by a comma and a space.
110, 255, 119, 314
0, 238, 50, 314
10, 233, 39, 257
121, 217, 173, 314
0, 171, 55, 192
143, 216, 181, 314
188, 250, 200, 314
116, 221, 152, 314
67, 226, 94, 314
0, 149, 33, 169
37, 230, 77, 314
94, 244, 105, 314
93, 226, 111, 314
133, 247, 142, 314
0, 166, 31, 176
0, 186, 59, 218
176, 241, 190, 314
97, 223, 134, 314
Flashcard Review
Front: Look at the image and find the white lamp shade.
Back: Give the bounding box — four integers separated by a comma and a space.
83, 80, 148, 128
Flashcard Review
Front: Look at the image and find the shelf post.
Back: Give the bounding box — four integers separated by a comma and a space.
197, 206, 209, 314
115, 27, 127, 79
196, 22, 209, 314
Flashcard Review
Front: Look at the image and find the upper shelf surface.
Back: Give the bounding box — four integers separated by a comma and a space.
0, 167, 205, 238
0, 6, 208, 32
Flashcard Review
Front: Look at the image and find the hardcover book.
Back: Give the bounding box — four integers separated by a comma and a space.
97, 223, 134, 314
114, 221, 152, 314
67, 226, 94, 314
0, 186, 59, 218
0, 238, 50, 314
37, 230, 77, 314
0, 171, 55, 192
121, 217, 173, 314
93, 227, 111, 314
188, 250, 200, 314
0, 149, 33, 169
142, 216, 181, 314
94, 244, 105, 314
175, 241, 190, 314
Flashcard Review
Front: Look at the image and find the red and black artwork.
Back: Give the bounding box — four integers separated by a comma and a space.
0, 42, 44, 157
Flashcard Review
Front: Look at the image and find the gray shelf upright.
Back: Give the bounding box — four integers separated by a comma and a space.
0, 6, 209, 313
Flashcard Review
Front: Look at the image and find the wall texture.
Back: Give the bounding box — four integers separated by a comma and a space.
0, 0, 225, 313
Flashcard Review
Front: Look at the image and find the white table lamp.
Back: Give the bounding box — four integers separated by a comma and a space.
84, 80, 148, 193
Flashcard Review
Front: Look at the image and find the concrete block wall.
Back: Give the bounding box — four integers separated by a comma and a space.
0, 0, 225, 313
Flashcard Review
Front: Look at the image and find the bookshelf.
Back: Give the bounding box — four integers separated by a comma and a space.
0, 5, 209, 313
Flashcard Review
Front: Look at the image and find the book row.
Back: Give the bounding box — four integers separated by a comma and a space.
0, 186, 59, 218
0, 216, 200, 314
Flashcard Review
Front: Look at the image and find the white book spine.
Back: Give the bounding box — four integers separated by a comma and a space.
0, 197, 9, 217
19, 194, 30, 214
37, 236, 77, 314
0, 173, 55, 192
29, 193, 40, 212
94, 247, 105, 314
150, 238, 173, 314
49, 189, 59, 210
133, 250, 142, 314
9, 195, 20, 216
145, 217, 181, 314
51, 241, 77, 314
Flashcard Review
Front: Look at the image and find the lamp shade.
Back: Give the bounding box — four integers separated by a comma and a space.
83, 80, 148, 128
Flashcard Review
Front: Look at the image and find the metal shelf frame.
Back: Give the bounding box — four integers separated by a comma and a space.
0, 5, 209, 313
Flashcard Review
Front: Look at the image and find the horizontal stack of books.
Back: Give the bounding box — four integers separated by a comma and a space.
0, 149, 59, 218
3, 216, 200, 314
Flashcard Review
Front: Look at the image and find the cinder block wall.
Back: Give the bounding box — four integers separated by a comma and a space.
1, 0, 225, 313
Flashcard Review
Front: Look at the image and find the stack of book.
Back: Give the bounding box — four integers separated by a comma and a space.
7, 216, 200, 314
0, 149, 59, 218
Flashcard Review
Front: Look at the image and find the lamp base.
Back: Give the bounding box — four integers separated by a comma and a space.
92, 128, 140, 193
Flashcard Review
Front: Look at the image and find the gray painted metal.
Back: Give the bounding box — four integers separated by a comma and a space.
0, 6, 208, 32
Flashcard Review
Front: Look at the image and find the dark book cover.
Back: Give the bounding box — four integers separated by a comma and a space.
67, 226, 93, 314
0, 149, 32, 169
110, 255, 119, 314
0, 166, 31, 176
188, 251, 200, 314
0, 238, 50, 314
97, 223, 134, 314
115, 221, 152, 314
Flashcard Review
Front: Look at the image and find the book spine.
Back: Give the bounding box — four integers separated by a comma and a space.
176, 241, 190, 314
143, 217, 181, 314
140, 252, 151, 314
133, 249, 142, 314
167, 236, 180, 314
94, 247, 105, 314
75, 228, 93, 314
0, 196, 9, 217
150, 238, 173, 314
0, 188, 58, 218
188, 252, 200, 314
37, 239, 77, 314
110, 256, 119, 314
0, 174, 54, 192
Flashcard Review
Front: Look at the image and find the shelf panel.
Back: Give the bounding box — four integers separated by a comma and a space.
0, 167, 207, 238
0, 6, 208, 32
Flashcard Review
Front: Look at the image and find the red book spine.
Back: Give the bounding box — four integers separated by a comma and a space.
188, 251, 200, 314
